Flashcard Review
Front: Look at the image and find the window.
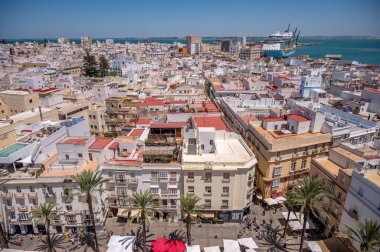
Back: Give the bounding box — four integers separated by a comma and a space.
272, 179, 280, 188
116, 173, 125, 181
205, 186, 211, 194
66, 205, 73, 211
6, 200, 11, 206
337, 191, 342, 202
290, 162, 296, 172
273, 166, 282, 177
222, 200, 229, 207
223, 187, 229, 194
2, 186, 7, 193
29, 186, 35, 192
341, 175, 346, 184
276, 152, 281, 158
19, 213, 29, 221
65, 154, 69, 160
205, 172, 212, 182
205, 199, 211, 207
223, 173, 230, 182
210, 140, 214, 145
10, 212, 16, 219
117, 187, 127, 196
130, 173, 135, 178
188, 186, 194, 193
78, 153, 83, 158
169, 188, 177, 196
301, 160, 307, 169
16, 186, 21, 193
293, 148, 297, 154
188, 172, 194, 180
89, 153, 93, 161
151, 172, 158, 178
159, 172, 168, 180
150, 188, 159, 194
201, 144, 204, 150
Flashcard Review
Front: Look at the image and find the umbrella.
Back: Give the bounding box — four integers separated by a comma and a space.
151, 238, 186, 252
203, 246, 221, 252
238, 237, 259, 249
281, 211, 298, 220
223, 239, 240, 252
186, 244, 201, 252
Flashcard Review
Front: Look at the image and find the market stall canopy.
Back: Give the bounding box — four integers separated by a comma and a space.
238, 237, 259, 249
307, 241, 323, 252
264, 198, 278, 206
223, 239, 240, 252
107, 235, 134, 252
203, 246, 221, 252
281, 211, 298, 220
185, 245, 200, 252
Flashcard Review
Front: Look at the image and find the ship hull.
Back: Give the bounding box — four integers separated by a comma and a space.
263, 49, 295, 58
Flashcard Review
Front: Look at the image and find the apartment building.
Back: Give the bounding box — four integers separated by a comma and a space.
239, 46, 261, 61
339, 170, 380, 252
247, 110, 332, 199
310, 148, 357, 236
0, 90, 40, 115
88, 104, 106, 136
182, 126, 257, 222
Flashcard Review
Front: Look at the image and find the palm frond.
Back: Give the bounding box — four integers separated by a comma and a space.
34, 234, 65, 252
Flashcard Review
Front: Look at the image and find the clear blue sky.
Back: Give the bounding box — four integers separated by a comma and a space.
0, 0, 379, 39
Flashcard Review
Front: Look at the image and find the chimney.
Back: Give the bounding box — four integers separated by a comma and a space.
38, 106, 43, 121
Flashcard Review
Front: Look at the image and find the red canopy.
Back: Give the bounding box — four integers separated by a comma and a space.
150, 238, 186, 252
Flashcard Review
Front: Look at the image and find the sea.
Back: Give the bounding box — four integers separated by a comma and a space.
3, 38, 380, 65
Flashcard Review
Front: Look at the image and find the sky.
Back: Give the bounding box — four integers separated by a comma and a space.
0, 0, 379, 39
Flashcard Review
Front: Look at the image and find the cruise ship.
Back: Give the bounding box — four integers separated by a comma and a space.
262, 25, 300, 58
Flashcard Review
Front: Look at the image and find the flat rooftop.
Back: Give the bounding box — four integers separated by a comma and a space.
315, 159, 341, 177
0, 143, 28, 157
366, 172, 380, 187
333, 147, 364, 162
183, 135, 254, 166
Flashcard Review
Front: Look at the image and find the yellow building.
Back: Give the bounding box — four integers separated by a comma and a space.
0, 97, 11, 119
88, 104, 106, 136
247, 114, 332, 199
0, 90, 40, 115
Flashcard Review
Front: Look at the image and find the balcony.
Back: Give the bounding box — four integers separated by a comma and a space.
169, 177, 177, 182
292, 153, 299, 158
221, 192, 229, 197
117, 193, 128, 198
109, 202, 118, 208
221, 205, 229, 209
6, 206, 14, 211
204, 192, 212, 196
168, 194, 178, 198
222, 179, 230, 183
44, 192, 56, 198
115, 178, 126, 184
187, 192, 195, 195
9, 218, 18, 224
128, 178, 138, 184
15, 193, 24, 199
2, 193, 12, 199
150, 177, 159, 182
27, 192, 38, 198
64, 211, 77, 216
186, 178, 194, 183
204, 205, 211, 209
52, 219, 62, 225
108, 193, 118, 199
18, 206, 28, 212
275, 156, 282, 161
67, 220, 77, 225
348, 209, 359, 220
162, 205, 177, 210
61, 193, 73, 203
31, 205, 38, 212
159, 178, 169, 183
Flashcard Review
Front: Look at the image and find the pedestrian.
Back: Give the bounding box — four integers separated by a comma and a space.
262, 220, 266, 226
269, 219, 273, 226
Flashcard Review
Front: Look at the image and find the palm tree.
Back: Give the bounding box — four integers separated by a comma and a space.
34, 203, 59, 252
72, 170, 109, 252
118, 227, 155, 252
180, 194, 203, 245
287, 176, 329, 252
126, 190, 161, 252
336, 219, 380, 252
35, 234, 65, 252
282, 200, 296, 237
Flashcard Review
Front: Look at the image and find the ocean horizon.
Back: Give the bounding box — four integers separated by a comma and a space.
2, 37, 380, 65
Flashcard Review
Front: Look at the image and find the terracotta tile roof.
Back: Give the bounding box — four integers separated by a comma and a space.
150, 122, 188, 129
109, 142, 119, 149
193, 116, 228, 131
136, 118, 151, 125
61, 138, 89, 145
89, 137, 113, 150
129, 129, 145, 138
287, 114, 309, 122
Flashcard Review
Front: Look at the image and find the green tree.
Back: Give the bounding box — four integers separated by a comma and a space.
99, 55, 110, 77
82, 50, 98, 77
336, 219, 380, 252
109, 71, 118, 77
34, 203, 59, 252
287, 176, 329, 252
180, 195, 203, 245
125, 190, 161, 252
72, 170, 109, 252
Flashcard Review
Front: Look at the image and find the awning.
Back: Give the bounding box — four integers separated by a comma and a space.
264, 198, 278, 206
16, 156, 32, 164
276, 196, 287, 203
238, 237, 259, 249
186, 245, 201, 252
203, 247, 221, 252
202, 213, 215, 218
117, 208, 129, 218
223, 239, 240, 252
